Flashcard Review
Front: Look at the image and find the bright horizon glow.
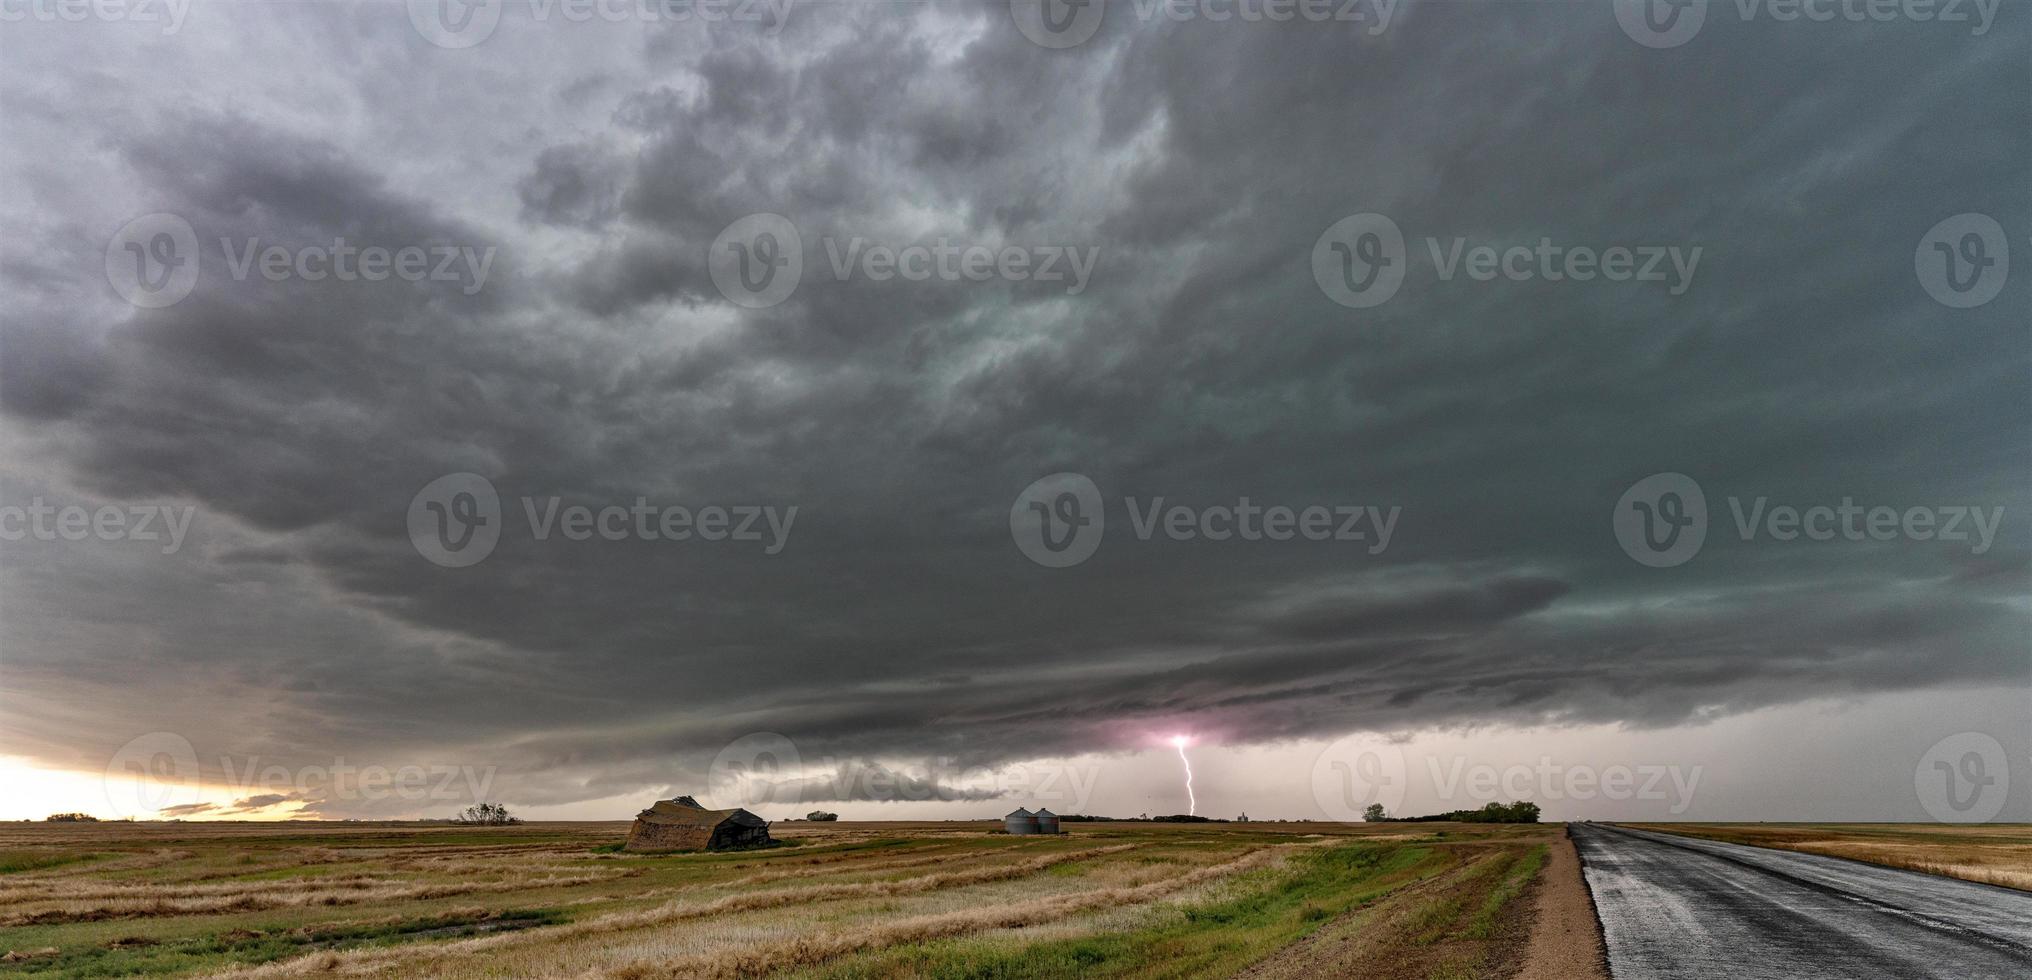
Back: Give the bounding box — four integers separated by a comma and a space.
0, 756, 306, 822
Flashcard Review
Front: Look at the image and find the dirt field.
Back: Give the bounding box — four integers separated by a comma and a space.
1623, 823, 2032, 891
0, 820, 1568, 978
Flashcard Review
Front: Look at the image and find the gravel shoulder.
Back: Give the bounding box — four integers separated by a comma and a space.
1516, 825, 1608, 980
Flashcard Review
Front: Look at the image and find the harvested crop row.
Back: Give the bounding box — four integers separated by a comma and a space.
0, 873, 399, 906
710, 841, 1047, 889
216, 844, 1145, 977
596, 846, 1291, 979
3, 872, 628, 926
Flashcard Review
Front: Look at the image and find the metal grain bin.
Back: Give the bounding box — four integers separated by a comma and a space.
1033, 807, 1060, 834
1004, 807, 1039, 835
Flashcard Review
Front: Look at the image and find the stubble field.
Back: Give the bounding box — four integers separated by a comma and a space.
0, 819, 1567, 979
1621, 822, 2032, 891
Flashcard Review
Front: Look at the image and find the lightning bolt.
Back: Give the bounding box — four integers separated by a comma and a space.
1173, 738, 1196, 817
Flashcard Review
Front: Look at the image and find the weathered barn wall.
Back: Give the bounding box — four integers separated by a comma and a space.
624, 819, 713, 852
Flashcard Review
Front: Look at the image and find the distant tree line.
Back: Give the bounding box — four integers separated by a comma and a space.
1362, 801, 1540, 824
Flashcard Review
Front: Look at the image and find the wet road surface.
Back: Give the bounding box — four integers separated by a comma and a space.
1572, 823, 2032, 979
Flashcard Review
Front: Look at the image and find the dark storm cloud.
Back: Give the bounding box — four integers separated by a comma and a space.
761, 763, 1013, 805
0, 1, 2024, 815
226, 793, 300, 813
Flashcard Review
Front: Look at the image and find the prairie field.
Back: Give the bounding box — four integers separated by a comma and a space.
1624, 823, 2032, 891
0, 820, 1564, 979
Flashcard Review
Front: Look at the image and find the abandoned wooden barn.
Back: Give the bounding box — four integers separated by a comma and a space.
624, 795, 773, 852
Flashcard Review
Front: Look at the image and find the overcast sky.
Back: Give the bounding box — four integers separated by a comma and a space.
1, 0, 2026, 824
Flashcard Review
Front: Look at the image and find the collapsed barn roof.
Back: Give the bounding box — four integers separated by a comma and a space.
634, 796, 769, 829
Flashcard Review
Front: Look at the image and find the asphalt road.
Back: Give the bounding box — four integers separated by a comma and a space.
1571, 823, 2032, 979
